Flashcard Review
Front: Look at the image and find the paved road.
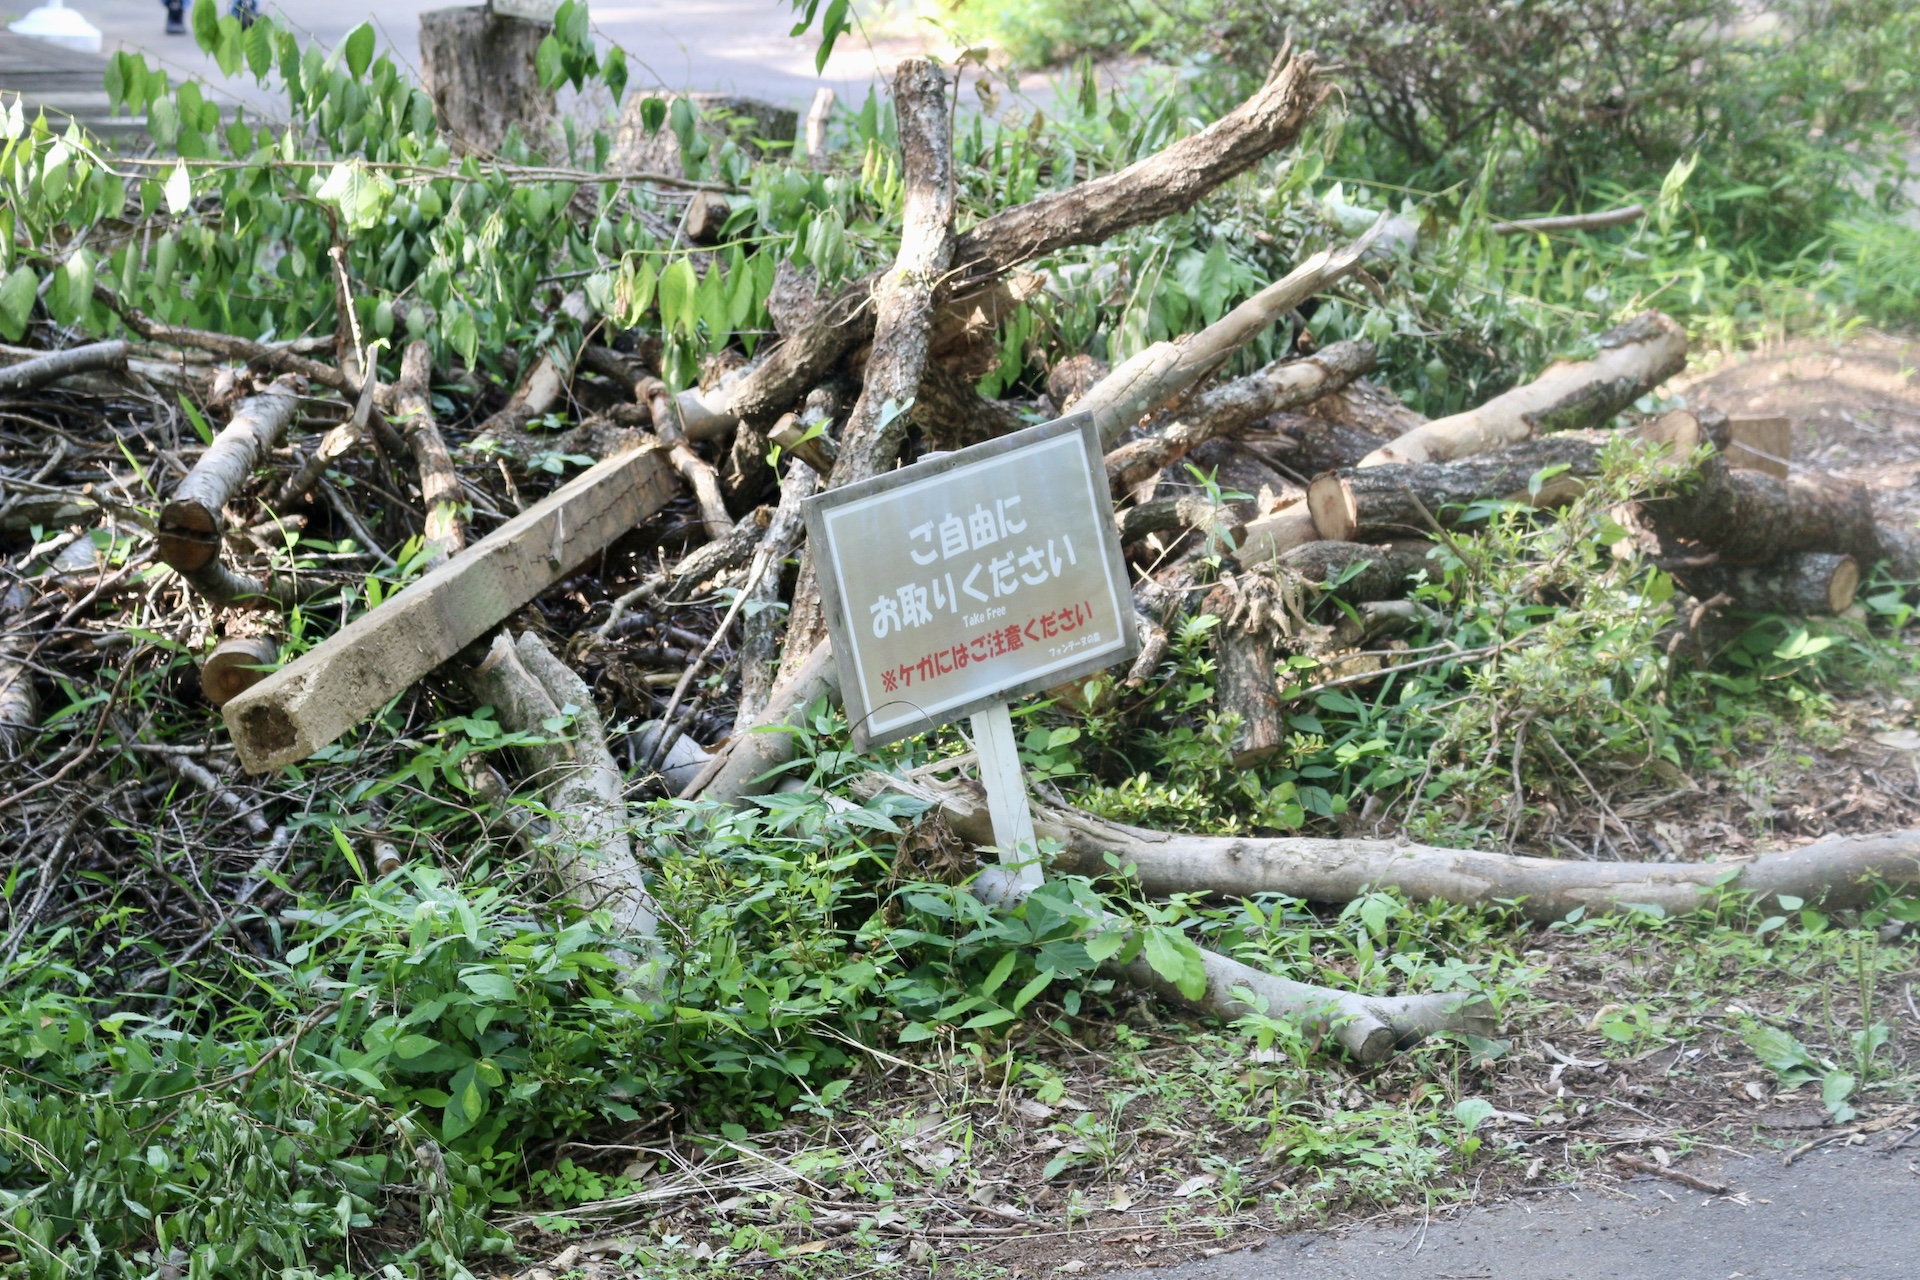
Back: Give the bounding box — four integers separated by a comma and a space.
1162, 1146, 1920, 1280
13, 0, 915, 109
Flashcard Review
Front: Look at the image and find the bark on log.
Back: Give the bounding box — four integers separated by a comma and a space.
1257, 414, 1398, 474
1277, 539, 1439, 603
827, 58, 955, 489
910, 360, 1026, 452
1116, 496, 1244, 549
1358, 312, 1687, 467
1074, 222, 1391, 449
224, 444, 679, 772
684, 640, 839, 803
418, 6, 555, 156
736, 459, 820, 731
1638, 455, 1920, 580
712, 53, 1329, 432
0, 637, 35, 756
1674, 552, 1860, 616
1048, 354, 1111, 412
902, 774, 1920, 922
395, 340, 466, 565
468, 632, 660, 986
1299, 378, 1427, 437
1103, 340, 1374, 492
1309, 430, 1622, 544
0, 340, 128, 393
157, 376, 305, 575
1202, 576, 1288, 767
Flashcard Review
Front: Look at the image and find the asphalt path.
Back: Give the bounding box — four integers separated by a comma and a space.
10, 0, 914, 110
1158, 1145, 1920, 1280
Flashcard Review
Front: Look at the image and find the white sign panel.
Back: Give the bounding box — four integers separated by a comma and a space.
805, 414, 1138, 750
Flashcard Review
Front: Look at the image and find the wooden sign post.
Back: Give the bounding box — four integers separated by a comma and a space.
805, 414, 1138, 889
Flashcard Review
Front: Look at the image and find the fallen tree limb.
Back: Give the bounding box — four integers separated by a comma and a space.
1258, 414, 1398, 474
1489, 204, 1646, 236
736, 458, 819, 730
827, 58, 955, 489
394, 339, 466, 565
276, 375, 376, 509
1074, 221, 1393, 449
1358, 312, 1686, 467
1202, 574, 1289, 766
0, 341, 129, 393
713, 52, 1330, 431
468, 631, 660, 986
1103, 340, 1375, 493
157, 375, 306, 575
938, 781, 1920, 921
225, 442, 679, 772
639, 377, 733, 541
93, 284, 351, 393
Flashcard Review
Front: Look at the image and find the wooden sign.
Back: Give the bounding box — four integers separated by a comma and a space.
805, 414, 1137, 751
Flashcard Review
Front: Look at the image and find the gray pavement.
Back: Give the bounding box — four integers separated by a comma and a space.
1162, 1146, 1920, 1280
3, 0, 912, 110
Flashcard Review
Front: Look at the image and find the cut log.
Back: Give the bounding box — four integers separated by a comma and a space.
805, 86, 835, 159
0, 340, 128, 393
418, 6, 554, 156
394, 340, 466, 565
1358, 312, 1687, 467
1277, 539, 1439, 602
1299, 378, 1427, 437
1202, 575, 1288, 767
899, 773, 1920, 922
769, 408, 839, 475
224, 443, 679, 772
200, 636, 278, 708
1257, 414, 1397, 474
827, 58, 956, 489
1103, 340, 1374, 492
684, 191, 732, 245
1074, 222, 1393, 449
157, 375, 305, 575
1638, 451, 1920, 579
1673, 552, 1859, 616
1116, 495, 1244, 548
467, 632, 660, 986
714, 53, 1329, 432
1309, 429, 1626, 545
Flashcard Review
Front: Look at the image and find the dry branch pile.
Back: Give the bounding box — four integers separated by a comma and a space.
4, 51, 1919, 1068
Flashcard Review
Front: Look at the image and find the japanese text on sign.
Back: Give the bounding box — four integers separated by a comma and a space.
804, 415, 1136, 749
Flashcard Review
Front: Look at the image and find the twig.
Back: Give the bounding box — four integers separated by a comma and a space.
1611, 1153, 1729, 1195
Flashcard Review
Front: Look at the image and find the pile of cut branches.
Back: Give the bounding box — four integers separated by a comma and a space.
4, 11, 1920, 1276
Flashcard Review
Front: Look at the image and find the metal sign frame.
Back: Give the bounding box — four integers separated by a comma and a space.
805, 413, 1138, 751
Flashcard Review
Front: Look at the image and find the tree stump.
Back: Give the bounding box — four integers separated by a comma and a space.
418, 6, 554, 156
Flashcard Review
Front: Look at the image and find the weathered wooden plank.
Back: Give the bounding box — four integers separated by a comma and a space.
224, 443, 677, 772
